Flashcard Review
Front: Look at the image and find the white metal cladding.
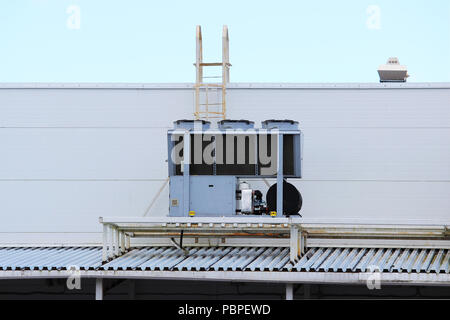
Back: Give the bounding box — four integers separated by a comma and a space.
1, 83, 450, 245
1, 246, 447, 274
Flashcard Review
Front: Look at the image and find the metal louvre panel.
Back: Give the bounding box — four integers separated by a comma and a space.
355, 248, 378, 272
318, 248, 342, 272
329, 248, 350, 272
404, 249, 420, 273
419, 249, 435, 273
383, 249, 402, 272
295, 248, 323, 271
137, 247, 187, 271
439, 251, 450, 273
412, 249, 429, 273
310, 248, 333, 271
144, 247, 189, 271
264, 248, 290, 271
172, 247, 231, 271
245, 247, 289, 271
209, 247, 266, 271
340, 248, 366, 272
102, 247, 165, 271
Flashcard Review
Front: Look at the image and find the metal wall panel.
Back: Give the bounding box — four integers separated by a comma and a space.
0, 85, 449, 244
0, 180, 169, 233
1, 128, 448, 180
0, 88, 193, 128
0, 128, 168, 179
227, 88, 450, 128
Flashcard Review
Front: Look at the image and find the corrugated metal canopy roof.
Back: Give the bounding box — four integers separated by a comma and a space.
0, 246, 102, 270
289, 248, 449, 273
0, 246, 448, 274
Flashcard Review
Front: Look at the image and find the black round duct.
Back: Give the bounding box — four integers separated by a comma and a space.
266, 180, 302, 216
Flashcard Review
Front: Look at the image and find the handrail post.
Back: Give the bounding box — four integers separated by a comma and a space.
290, 223, 305, 263
102, 224, 107, 262
276, 133, 283, 216
108, 224, 114, 260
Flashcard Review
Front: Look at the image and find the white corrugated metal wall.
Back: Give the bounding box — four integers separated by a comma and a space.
0, 83, 449, 244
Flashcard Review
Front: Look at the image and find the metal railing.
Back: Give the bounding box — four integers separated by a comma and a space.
99, 216, 449, 263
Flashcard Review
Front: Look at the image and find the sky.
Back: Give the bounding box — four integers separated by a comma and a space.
0, 0, 449, 83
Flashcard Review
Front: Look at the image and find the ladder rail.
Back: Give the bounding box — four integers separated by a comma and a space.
194, 25, 230, 121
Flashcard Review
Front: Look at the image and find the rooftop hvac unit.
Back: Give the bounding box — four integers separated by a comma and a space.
167, 119, 303, 217
377, 57, 409, 82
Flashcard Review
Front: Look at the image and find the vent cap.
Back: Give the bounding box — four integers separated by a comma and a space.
261, 119, 299, 130
173, 119, 210, 130
377, 57, 409, 82
218, 119, 255, 130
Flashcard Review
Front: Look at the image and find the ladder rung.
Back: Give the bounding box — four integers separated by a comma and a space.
193, 62, 231, 67
199, 103, 222, 106
203, 76, 222, 79
196, 111, 224, 115
195, 83, 224, 87
196, 113, 225, 116
200, 62, 222, 66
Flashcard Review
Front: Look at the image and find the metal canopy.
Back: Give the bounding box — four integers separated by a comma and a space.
98, 216, 449, 264
1, 246, 449, 287
0, 246, 448, 276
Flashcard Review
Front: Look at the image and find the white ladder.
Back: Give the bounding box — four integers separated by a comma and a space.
194, 25, 231, 121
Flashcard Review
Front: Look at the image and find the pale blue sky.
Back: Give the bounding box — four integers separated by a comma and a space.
1, 0, 449, 82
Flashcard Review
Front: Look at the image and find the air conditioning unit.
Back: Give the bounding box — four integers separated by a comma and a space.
377, 57, 409, 82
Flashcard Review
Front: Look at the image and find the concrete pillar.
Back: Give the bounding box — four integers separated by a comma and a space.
102, 224, 107, 262
95, 278, 103, 300
304, 284, 311, 299
285, 283, 293, 300
128, 280, 136, 300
